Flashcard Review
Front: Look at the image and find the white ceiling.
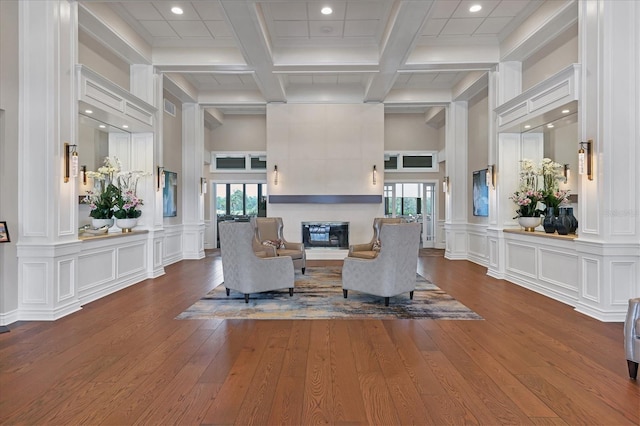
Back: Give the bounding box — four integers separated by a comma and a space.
80, 0, 546, 113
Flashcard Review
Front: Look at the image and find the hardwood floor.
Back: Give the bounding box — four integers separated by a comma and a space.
1, 250, 638, 425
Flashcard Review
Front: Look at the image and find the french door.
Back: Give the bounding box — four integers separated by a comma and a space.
383, 182, 436, 248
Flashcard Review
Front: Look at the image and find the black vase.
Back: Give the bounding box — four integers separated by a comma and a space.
556, 208, 571, 235
562, 207, 578, 234
543, 207, 557, 233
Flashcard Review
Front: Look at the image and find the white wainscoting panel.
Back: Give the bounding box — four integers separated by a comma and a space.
581, 256, 600, 302
57, 258, 75, 303
164, 225, 184, 265
467, 226, 488, 266
78, 249, 116, 297
117, 242, 147, 278
506, 242, 537, 278
610, 261, 636, 305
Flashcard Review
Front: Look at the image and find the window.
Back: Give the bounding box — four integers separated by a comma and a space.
215, 183, 267, 217
384, 151, 438, 172
211, 152, 267, 172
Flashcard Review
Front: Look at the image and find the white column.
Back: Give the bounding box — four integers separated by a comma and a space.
17, 0, 82, 319
575, 0, 640, 320
444, 101, 469, 260
182, 103, 205, 259
487, 62, 522, 279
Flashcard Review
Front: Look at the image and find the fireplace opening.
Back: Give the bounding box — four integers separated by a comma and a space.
302, 222, 349, 249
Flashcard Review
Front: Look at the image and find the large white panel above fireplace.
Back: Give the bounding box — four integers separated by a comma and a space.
266, 104, 385, 249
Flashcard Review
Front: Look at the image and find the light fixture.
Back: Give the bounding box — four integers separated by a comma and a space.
578, 140, 593, 180
81, 165, 87, 185
562, 109, 570, 114
373, 165, 377, 185
469, 4, 482, 12
122, 124, 129, 129
200, 177, 207, 194
64, 143, 78, 183
84, 109, 93, 114
524, 125, 531, 129
563, 164, 570, 183
547, 123, 554, 128
274, 165, 278, 185
98, 124, 106, 129
321, 6, 333, 15
157, 166, 165, 191
486, 164, 495, 188
171, 6, 183, 15
442, 176, 449, 193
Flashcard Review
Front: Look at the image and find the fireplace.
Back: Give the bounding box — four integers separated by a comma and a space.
302, 222, 349, 249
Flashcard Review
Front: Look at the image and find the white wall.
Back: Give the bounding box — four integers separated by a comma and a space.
163, 90, 183, 225
78, 31, 130, 90
210, 115, 266, 152
522, 25, 578, 91
267, 104, 385, 245
467, 90, 489, 224
0, 0, 20, 321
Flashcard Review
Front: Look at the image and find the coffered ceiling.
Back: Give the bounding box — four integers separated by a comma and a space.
79, 1, 568, 114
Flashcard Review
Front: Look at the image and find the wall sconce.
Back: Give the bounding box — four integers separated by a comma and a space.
563, 164, 570, 183
578, 140, 593, 180
372, 165, 377, 185
81, 165, 87, 185
64, 143, 78, 183
486, 164, 496, 188
273, 165, 278, 185
157, 166, 165, 191
442, 176, 449, 193
200, 177, 207, 194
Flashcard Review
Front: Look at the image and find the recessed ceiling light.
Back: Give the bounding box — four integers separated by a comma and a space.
547, 123, 554, 128
171, 6, 183, 15
122, 125, 129, 129
524, 125, 531, 129
321, 6, 333, 15
98, 125, 106, 129
85, 109, 93, 114
469, 4, 482, 13
562, 109, 570, 114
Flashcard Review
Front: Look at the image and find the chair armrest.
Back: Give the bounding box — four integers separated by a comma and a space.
283, 241, 304, 251
349, 242, 374, 254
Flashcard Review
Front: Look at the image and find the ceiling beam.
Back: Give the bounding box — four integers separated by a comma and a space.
363, 0, 435, 102
219, 1, 285, 102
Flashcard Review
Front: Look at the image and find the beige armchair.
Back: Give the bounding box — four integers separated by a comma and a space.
218, 221, 294, 303
625, 298, 640, 379
348, 217, 405, 259
342, 222, 421, 306
251, 217, 306, 274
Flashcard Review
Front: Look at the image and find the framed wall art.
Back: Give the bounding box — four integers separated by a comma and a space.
0, 221, 11, 243
163, 171, 178, 217
472, 169, 489, 217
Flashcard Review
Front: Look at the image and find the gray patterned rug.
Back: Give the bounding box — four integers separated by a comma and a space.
177, 267, 482, 320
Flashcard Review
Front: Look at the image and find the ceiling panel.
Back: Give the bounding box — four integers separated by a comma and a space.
273, 21, 309, 38
452, 0, 500, 18
204, 21, 233, 38
344, 20, 378, 37
441, 18, 484, 35
170, 21, 211, 38
475, 17, 512, 34
490, 0, 531, 17
265, 2, 308, 20
139, 21, 178, 38
192, 2, 225, 20
119, 2, 164, 20
309, 21, 344, 37
156, 2, 200, 20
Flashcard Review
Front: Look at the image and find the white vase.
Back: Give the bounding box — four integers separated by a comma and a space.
115, 218, 138, 233
518, 216, 541, 232
91, 218, 114, 229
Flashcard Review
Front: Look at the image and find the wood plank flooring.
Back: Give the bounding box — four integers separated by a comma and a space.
1, 250, 638, 425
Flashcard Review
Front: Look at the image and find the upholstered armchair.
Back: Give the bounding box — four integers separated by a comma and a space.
218, 221, 295, 303
625, 297, 640, 379
348, 217, 406, 259
342, 222, 421, 306
251, 217, 306, 274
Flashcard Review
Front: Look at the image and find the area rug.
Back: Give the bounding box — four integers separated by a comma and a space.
176, 267, 482, 320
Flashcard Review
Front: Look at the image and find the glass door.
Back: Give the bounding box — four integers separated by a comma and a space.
383, 182, 436, 248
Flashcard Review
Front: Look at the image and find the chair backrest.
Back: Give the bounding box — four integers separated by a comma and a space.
254, 217, 283, 241
218, 221, 258, 287
377, 222, 421, 286
372, 217, 405, 241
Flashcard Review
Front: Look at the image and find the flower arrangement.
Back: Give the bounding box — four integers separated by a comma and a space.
82, 157, 121, 219
113, 171, 148, 219
83, 156, 149, 220
540, 158, 569, 210
510, 158, 570, 218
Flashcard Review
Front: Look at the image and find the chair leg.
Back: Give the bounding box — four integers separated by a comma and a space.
289, 288, 293, 297
628, 360, 639, 380
384, 297, 389, 306
226, 288, 230, 296
302, 267, 305, 274
410, 291, 414, 300
343, 289, 348, 298
244, 294, 249, 303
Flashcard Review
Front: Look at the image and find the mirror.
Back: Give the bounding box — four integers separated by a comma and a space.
520, 106, 578, 214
